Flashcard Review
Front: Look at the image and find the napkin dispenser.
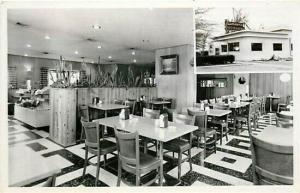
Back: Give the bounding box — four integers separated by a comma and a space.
200, 102, 205, 111
119, 108, 130, 120
159, 113, 168, 128
93, 97, 99, 105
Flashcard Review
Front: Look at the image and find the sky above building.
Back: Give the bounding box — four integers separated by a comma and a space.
198, 1, 298, 37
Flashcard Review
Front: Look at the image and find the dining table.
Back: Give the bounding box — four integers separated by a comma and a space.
279, 111, 293, 117
93, 115, 198, 186
187, 107, 232, 117
9, 146, 61, 187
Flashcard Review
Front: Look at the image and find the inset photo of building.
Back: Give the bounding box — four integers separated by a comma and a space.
194, 3, 295, 74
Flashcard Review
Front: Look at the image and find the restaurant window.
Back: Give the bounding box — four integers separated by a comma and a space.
251, 43, 262, 51
221, 45, 227, 52
228, 42, 240, 52
273, 43, 282, 51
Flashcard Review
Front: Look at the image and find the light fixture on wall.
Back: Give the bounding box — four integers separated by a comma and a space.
24, 64, 32, 71
280, 73, 291, 82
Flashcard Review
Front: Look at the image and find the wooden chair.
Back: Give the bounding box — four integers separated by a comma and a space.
211, 103, 229, 145
125, 100, 136, 115
250, 134, 293, 185
142, 108, 160, 153
114, 128, 161, 186
81, 120, 117, 186
143, 108, 160, 119
113, 99, 124, 105
277, 96, 291, 113
188, 109, 217, 158
235, 103, 257, 135
163, 113, 193, 179
79, 105, 90, 141
276, 113, 293, 128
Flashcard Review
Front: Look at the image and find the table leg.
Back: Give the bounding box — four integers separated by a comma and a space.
104, 110, 107, 134
159, 141, 164, 186
269, 98, 273, 112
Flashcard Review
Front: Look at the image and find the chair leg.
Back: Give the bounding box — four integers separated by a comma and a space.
95, 154, 101, 186
82, 147, 88, 177
214, 134, 217, 154
80, 126, 85, 141
197, 136, 200, 148
188, 149, 192, 172
220, 126, 223, 145
178, 151, 182, 179
144, 141, 148, 154
203, 135, 206, 158
225, 126, 228, 141
117, 158, 121, 186
136, 171, 140, 186
104, 154, 107, 167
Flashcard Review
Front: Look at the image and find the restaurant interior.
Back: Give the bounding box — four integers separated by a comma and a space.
6, 8, 294, 187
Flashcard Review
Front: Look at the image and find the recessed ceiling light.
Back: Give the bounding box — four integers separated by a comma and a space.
24, 54, 28, 57
26, 44, 31, 48
92, 24, 101, 30
75, 51, 79, 54
132, 51, 135, 55
133, 59, 137, 63
45, 35, 50, 40
97, 45, 102, 49
91, 61, 94, 64
108, 56, 112, 59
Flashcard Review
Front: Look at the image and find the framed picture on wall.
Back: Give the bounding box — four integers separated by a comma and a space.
160, 54, 179, 75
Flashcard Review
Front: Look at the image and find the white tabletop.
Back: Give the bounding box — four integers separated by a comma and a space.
9, 147, 61, 187
149, 101, 171, 105
240, 97, 253, 102
254, 125, 293, 147
210, 102, 249, 109
279, 111, 293, 117
89, 103, 129, 111
93, 115, 198, 142
266, 95, 280, 99
188, 107, 231, 117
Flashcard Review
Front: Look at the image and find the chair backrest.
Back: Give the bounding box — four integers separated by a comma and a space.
209, 98, 216, 104
79, 105, 89, 121
173, 113, 194, 125
81, 119, 100, 148
251, 134, 293, 185
162, 107, 174, 122
216, 97, 222, 103
125, 100, 136, 115
201, 99, 209, 104
113, 99, 124, 105
143, 108, 160, 119
276, 113, 293, 128
114, 128, 139, 166
213, 103, 229, 110
193, 111, 207, 130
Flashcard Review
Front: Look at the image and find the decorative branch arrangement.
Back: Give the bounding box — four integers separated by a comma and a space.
51, 56, 155, 88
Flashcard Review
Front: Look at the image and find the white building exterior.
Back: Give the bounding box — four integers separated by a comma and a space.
209, 29, 292, 61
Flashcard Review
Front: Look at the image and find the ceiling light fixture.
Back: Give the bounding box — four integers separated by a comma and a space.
75, 51, 79, 55
108, 56, 112, 59
133, 59, 137, 63
92, 24, 101, 30
26, 44, 31, 48
45, 35, 50, 40
132, 51, 135, 55
24, 54, 28, 57
97, 45, 102, 49
280, 73, 291, 82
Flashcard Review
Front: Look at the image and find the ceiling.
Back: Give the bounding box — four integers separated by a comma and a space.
8, 8, 194, 65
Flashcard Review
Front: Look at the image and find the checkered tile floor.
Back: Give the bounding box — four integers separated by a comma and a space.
8, 114, 277, 187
